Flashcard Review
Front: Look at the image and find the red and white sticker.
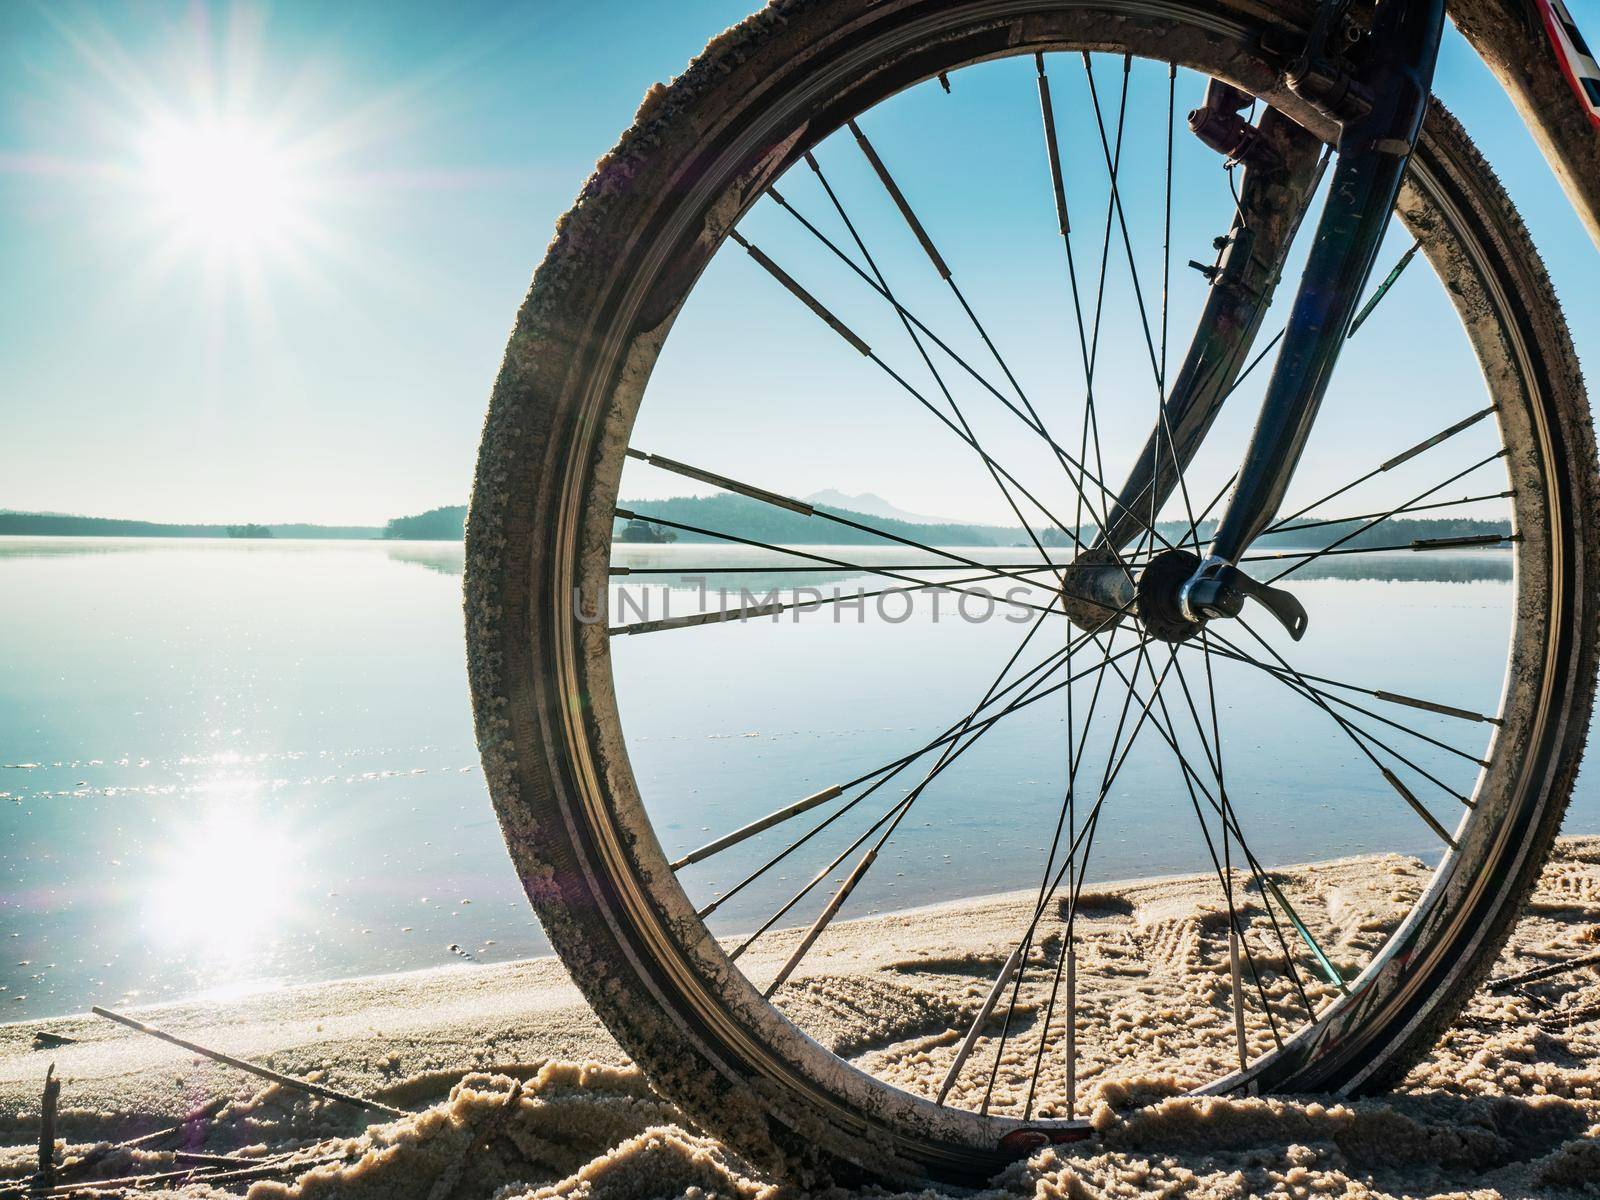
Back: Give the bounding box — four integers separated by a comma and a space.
1538, 0, 1600, 130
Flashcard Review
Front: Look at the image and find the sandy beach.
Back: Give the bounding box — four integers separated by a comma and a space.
4, 837, 1598, 1199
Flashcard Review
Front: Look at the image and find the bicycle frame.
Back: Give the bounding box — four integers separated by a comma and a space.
1459, 0, 1600, 243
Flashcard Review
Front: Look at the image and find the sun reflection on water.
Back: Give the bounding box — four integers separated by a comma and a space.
141, 777, 300, 966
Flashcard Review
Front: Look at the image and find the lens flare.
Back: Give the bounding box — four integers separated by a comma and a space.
138, 116, 303, 255
142, 782, 298, 958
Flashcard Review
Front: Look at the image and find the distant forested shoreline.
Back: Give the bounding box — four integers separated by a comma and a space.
1, 495, 1512, 551
602, 494, 1510, 552
0, 512, 380, 539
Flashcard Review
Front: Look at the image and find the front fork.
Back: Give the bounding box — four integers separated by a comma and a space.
1170, 0, 1447, 638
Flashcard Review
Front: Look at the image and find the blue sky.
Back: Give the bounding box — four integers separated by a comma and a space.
2, 1, 1595, 526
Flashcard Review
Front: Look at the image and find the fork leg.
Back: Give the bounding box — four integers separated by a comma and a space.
1204, 0, 1448, 566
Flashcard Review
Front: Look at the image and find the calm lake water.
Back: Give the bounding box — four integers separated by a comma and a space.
3, 536, 1596, 1021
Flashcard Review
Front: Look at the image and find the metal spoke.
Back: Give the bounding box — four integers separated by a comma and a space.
693, 614, 1124, 904
844, 120, 1074, 487
1021, 600, 1149, 1117
673, 785, 845, 872
1227, 664, 1499, 726
761, 187, 1164, 551
1146, 652, 1288, 1060
997, 623, 1141, 1117
1082, 53, 1167, 401
1265, 450, 1510, 584
611, 563, 1063, 638
1220, 622, 1462, 847
1161, 61, 1175, 391
712, 606, 1138, 941
1207, 623, 1475, 807
1088, 54, 1203, 553
1240, 532, 1515, 564
625, 447, 1071, 588
612, 561, 1100, 576
1019, 625, 1125, 1119
614, 507, 1064, 617
1033, 56, 1112, 1102
1195, 633, 1295, 1051
1035, 52, 1126, 573
1348, 241, 1421, 338
717, 616, 1062, 939
1194, 641, 1490, 766
702, 617, 1075, 864
1089, 635, 1324, 1019
756, 609, 1133, 993
1084, 656, 1324, 1015
1267, 489, 1513, 538
938, 636, 1171, 1107
1044, 603, 1332, 1018
800, 151, 1069, 581
726, 229, 1090, 550
1079, 55, 1165, 554
1266, 406, 1497, 533
1160, 644, 1317, 1035
1229, 927, 1249, 1069
1004, 521, 1187, 1112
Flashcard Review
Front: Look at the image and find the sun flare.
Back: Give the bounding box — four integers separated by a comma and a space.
143, 790, 298, 958
138, 116, 305, 255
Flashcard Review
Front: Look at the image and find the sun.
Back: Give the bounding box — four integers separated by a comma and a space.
138, 115, 305, 256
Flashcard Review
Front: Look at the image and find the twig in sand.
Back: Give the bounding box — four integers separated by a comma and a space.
25, 1151, 344, 1197
45, 1096, 232, 1189
1488, 950, 1600, 993
170, 1151, 265, 1168
1538, 1001, 1600, 1032
35, 1063, 60, 1193
113, 1096, 231, 1152
90, 1006, 406, 1120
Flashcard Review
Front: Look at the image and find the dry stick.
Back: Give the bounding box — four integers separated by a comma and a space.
1487, 950, 1600, 993
90, 1007, 406, 1120
35, 1064, 60, 1193
31, 1152, 342, 1198
170, 1151, 263, 1168
1540, 1002, 1600, 1032
119, 1097, 231, 1150
50, 1097, 231, 1188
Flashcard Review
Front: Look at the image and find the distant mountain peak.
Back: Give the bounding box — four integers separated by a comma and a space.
802, 489, 957, 526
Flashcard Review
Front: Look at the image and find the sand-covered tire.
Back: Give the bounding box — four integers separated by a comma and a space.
464, 0, 1597, 1186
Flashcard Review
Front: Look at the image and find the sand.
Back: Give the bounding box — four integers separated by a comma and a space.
3, 838, 1599, 1199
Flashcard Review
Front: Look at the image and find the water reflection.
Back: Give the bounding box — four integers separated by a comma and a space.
384, 544, 468, 576
604, 544, 1514, 591
141, 784, 299, 964
0, 537, 1514, 585
0, 536, 1580, 1022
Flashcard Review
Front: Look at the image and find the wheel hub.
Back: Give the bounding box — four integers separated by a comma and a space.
1135, 548, 1205, 643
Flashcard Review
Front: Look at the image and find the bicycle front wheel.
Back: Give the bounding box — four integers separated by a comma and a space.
465, 0, 1598, 1186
